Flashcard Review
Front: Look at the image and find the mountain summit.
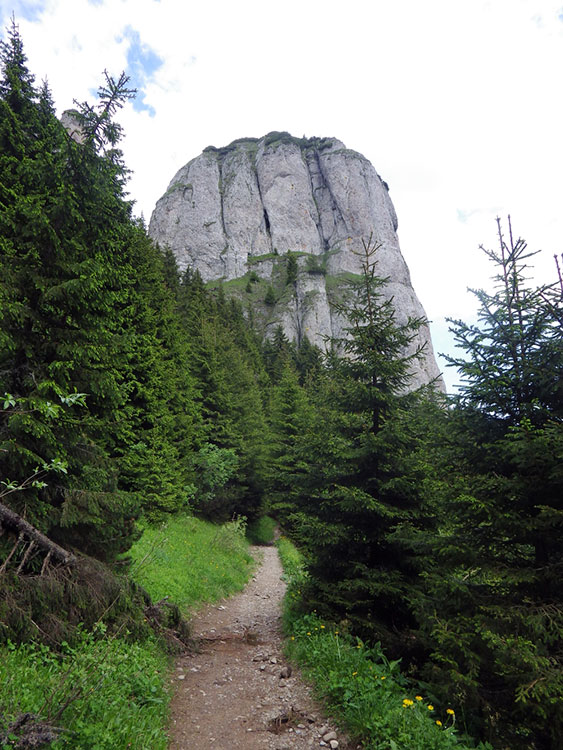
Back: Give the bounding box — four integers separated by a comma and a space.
149, 132, 443, 389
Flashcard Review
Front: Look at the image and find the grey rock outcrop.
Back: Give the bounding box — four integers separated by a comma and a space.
61, 110, 86, 144
149, 132, 444, 390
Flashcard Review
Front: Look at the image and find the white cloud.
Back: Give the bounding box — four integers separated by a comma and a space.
3, 0, 563, 392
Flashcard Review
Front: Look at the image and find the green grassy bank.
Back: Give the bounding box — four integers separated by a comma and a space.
0, 515, 254, 749
128, 515, 255, 614
277, 536, 492, 750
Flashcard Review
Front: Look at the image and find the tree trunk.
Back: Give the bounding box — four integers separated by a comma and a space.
0, 501, 75, 567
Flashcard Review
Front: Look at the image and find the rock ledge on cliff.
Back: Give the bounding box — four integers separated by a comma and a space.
149, 132, 443, 390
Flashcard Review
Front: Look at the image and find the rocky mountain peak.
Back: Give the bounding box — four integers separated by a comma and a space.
149, 132, 444, 390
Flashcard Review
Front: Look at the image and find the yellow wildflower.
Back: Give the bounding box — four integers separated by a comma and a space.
320, 625, 325, 629
352, 671, 358, 676
446, 708, 455, 715
427, 705, 434, 711
402, 699, 414, 707
415, 696, 423, 701
436, 720, 442, 727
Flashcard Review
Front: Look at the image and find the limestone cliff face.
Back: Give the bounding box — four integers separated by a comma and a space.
149, 133, 443, 389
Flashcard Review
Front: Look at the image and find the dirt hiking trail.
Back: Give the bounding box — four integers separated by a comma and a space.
168, 546, 353, 750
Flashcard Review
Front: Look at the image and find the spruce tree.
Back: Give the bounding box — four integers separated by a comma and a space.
0, 25, 198, 557
288, 236, 430, 652
294, 335, 323, 384
416, 218, 563, 748
177, 270, 269, 520
447, 216, 562, 423
286, 251, 298, 285
264, 359, 312, 522
262, 326, 294, 384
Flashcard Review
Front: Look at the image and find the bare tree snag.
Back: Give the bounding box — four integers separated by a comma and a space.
16, 540, 36, 574
0, 532, 23, 574
40, 550, 52, 576
0, 501, 76, 569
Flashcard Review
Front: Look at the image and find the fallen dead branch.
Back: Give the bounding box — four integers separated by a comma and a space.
0, 502, 75, 571
0, 712, 65, 748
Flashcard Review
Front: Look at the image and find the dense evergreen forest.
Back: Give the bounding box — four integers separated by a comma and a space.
1, 24, 562, 749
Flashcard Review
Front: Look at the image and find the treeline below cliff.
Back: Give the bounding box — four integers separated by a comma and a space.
1, 26, 562, 750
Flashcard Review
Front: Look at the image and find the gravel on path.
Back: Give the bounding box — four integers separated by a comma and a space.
167, 546, 353, 750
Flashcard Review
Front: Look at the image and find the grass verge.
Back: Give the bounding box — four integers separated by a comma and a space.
1, 514, 255, 748
277, 536, 492, 750
128, 514, 255, 614
0, 626, 169, 749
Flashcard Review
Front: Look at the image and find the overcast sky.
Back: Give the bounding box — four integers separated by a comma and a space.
2, 0, 562, 391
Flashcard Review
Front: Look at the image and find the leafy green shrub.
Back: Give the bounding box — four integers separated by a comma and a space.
305, 254, 326, 275
190, 443, 239, 519
246, 515, 277, 545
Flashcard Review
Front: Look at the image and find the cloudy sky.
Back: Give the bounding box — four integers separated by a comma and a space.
2, 0, 562, 390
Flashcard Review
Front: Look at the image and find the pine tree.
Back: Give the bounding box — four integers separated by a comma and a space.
262, 326, 294, 384
286, 251, 298, 285
264, 359, 312, 522
447, 216, 562, 423
264, 285, 276, 306
416, 218, 563, 748
0, 25, 199, 557
177, 270, 270, 520
287, 236, 430, 652
294, 335, 322, 384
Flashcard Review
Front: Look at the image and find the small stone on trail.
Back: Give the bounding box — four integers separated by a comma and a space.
167, 546, 352, 750
329, 742, 339, 750
323, 731, 337, 742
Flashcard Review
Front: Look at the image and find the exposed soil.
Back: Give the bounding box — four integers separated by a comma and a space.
168, 546, 353, 750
